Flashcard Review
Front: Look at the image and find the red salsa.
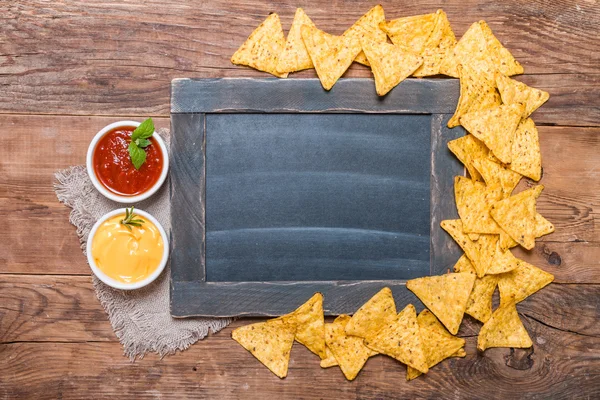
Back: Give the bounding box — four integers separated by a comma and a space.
93, 126, 163, 196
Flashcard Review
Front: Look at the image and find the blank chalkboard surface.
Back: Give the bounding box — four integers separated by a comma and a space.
170, 78, 464, 318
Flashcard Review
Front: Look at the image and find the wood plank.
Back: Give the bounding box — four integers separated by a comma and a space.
2, 275, 598, 343
1, 1, 599, 124
1, 316, 599, 399
1, 116, 598, 283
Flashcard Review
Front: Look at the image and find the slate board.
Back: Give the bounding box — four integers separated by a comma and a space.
170, 78, 464, 318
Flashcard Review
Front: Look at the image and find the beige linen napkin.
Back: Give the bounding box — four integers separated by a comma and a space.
54, 128, 231, 360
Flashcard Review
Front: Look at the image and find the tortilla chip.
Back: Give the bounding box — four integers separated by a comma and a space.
453, 254, 475, 273
345, 287, 397, 339
406, 273, 476, 335
454, 176, 502, 235
448, 63, 501, 128
360, 37, 423, 96
231, 13, 288, 78
477, 302, 532, 351
343, 5, 386, 66
534, 213, 555, 238
499, 229, 518, 250
325, 315, 376, 380
439, 20, 523, 78
364, 304, 429, 373
495, 72, 550, 118
474, 234, 500, 276
487, 242, 520, 275
319, 344, 338, 368
302, 25, 362, 90
466, 274, 499, 323
289, 293, 326, 359
447, 134, 489, 181
276, 8, 316, 74
413, 10, 457, 77
441, 219, 486, 277
460, 103, 525, 164
406, 310, 466, 380
490, 186, 543, 250
231, 317, 297, 378
510, 118, 542, 181
498, 260, 554, 306
379, 12, 437, 54
473, 158, 522, 198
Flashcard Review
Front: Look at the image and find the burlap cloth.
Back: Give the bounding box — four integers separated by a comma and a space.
54, 128, 231, 360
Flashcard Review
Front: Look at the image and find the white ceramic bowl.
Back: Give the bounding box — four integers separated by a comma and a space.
87, 208, 169, 290
86, 120, 169, 203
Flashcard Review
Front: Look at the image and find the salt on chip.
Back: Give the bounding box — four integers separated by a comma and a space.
413, 10, 457, 77
439, 20, 523, 78
460, 103, 525, 164
406, 273, 476, 335
231, 13, 288, 78
360, 37, 423, 96
448, 63, 501, 128
473, 157, 522, 198
302, 25, 362, 90
289, 292, 326, 359
447, 134, 489, 181
276, 8, 316, 74
510, 118, 542, 181
496, 72, 550, 118
345, 287, 397, 339
319, 344, 338, 368
490, 185, 543, 250
441, 219, 485, 277
379, 11, 437, 54
406, 310, 466, 380
231, 317, 297, 378
498, 260, 554, 306
454, 176, 502, 235
477, 302, 532, 351
343, 5, 386, 66
364, 304, 429, 373
325, 315, 376, 380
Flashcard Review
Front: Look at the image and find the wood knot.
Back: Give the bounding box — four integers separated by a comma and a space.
548, 252, 562, 266
505, 347, 534, 370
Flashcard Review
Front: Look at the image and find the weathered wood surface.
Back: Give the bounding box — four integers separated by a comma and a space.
1, 0, 599, 398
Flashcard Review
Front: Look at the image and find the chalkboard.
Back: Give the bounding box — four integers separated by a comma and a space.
170, 78, 464, 318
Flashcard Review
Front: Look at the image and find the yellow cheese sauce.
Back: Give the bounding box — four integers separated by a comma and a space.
91, 215, 164, 284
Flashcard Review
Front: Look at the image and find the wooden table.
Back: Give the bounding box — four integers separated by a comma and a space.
1, 1, 599, 398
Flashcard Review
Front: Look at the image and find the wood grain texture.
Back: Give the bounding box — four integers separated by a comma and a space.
0, 1, 599, 125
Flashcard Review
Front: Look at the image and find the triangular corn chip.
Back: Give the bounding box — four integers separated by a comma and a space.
231, 317, 297, 378
289, 293, 326, 359
361, 37, 423, 96
439, 20, 523, 78
447, 134, 489, 181
231, 13, 288, 78
364, 304, 429, 373
473, 158, 522, 198
477, 303, 532, 351
534, 213, 555, 238
441, 219, 486, 277
453, 254, 475, 273
460, 103, 525, 164
466, 274, 499, 323
474, 234, 499, 276
413, 10, 457, 77
319, 345, 338, 368
487, 242, 520, 275
454, 176, 502, 235
325, 315, 376, 380
498, 260, 554, 306
510, 118, 542, 181
379, 12, 437, 54
343, 5, 386, 66
345, 287, 397, 338
406, 273, 476, 334
302, 25, 362, 90
448, 63, 501, 128
490, 186, 543, 250
496, 73, 550, 118
499, 229, 518, 250
406, 310, 466, 380
276, 8, 316, 74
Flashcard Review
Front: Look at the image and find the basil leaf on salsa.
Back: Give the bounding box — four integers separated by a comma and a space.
131, 118, 155, 141
135, 138, 151, 148
129, 141, 147, 170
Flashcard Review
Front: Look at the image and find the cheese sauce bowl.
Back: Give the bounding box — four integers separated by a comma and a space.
87, 208, 169, 290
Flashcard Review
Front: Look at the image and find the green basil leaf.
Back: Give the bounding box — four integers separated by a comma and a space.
129, 142, 147, 170
131, 118, 155, 141
135, 138, 151, 148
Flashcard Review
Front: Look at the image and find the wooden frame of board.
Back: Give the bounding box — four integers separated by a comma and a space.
170, 78, 464, 318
